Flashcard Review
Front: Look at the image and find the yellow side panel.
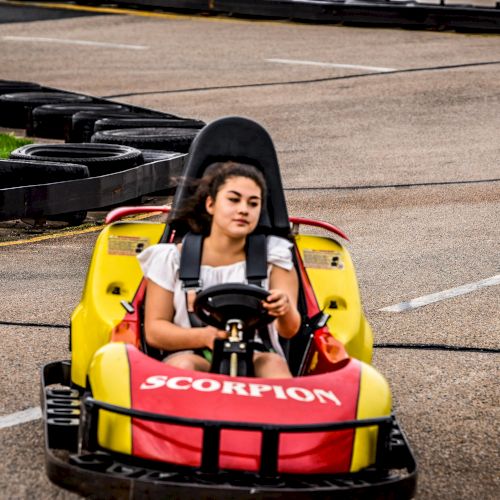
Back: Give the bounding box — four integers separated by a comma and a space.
350, 363, 392, 471
88, 343, 132, 454
294, 234, 373, 363
71, 221, 165, 388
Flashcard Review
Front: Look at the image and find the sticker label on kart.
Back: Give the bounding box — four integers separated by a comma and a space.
140, 375, 342, 405
108, 235, 150, 256
303, 249, 344, 270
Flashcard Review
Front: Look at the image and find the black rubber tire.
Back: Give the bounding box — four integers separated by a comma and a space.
0, 91, 93, 129
0, 158, 89, 188
0, 80, 42, 95
0, 158, 89, 225
68, 110, 169, 143
9, 143, 143, 176
91, 127, 199, 152
93, 117, 206, 134
140, 149, 182, 163
50, 210, 88, 226
28, 103, 128, 139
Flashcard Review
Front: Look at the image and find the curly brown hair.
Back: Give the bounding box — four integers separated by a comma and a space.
168, 161, 267, 235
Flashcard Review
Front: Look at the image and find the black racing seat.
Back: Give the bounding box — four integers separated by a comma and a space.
163, 116, 290, 242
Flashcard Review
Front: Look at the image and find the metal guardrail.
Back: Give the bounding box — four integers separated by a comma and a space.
95, 0, 500, 32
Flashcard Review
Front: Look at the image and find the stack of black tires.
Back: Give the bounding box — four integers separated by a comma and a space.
0, 80, 205, 225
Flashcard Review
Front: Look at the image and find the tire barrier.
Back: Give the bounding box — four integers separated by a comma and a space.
0, 80, 42, 94
106, 0, 500, 33
68, 110, 178, 143
0, 159, 89, 189
10, 143, 144, 177
0, 154, 184, 221
93, 117, 206, 134
140, 149, 186, 163
0, 81, 199, 224
0, 159, 90, 225
28, 103, 129, 139
0, 91, 94, 128
91, 127, 200, 153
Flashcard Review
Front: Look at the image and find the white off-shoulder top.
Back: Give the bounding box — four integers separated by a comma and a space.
137, 235, 294, 357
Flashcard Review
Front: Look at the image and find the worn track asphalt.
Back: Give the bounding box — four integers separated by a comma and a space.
0, 1, 498, 498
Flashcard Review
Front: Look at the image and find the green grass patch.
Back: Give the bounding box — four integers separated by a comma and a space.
0, 133, 32, 159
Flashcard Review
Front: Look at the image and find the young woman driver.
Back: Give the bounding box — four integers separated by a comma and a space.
138, 161, 301, 378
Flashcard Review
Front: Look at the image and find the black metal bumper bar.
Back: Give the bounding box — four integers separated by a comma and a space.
100, 0, 500, 33
0, 153, 184, 220
82, 396, 394, 477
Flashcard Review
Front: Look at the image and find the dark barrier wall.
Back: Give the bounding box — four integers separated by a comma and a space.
106, 0, 500, 32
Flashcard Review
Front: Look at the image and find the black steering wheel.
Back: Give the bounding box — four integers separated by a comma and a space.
193, 283, 273, 332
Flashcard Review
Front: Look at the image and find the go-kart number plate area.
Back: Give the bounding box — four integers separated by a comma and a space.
303, 249, 344, 270
108, 235, 150, 256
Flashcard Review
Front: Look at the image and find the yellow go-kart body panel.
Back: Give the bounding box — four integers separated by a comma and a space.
71, 222, 372, 388
294, 234, 373, 364
71, 221, 165, 388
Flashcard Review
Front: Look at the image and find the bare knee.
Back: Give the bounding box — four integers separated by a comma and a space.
165, 353, 210, 372
254, 352, 292, 379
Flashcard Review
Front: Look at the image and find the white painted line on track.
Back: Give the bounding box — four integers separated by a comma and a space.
2, 36, 148, 50
0, 406, 41, 430
380, 274, 500, 312
266, 58, 396, 72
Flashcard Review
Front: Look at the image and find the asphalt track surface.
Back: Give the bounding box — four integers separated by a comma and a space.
0, 1, 499, 498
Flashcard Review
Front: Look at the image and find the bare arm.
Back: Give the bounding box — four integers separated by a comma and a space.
263, 265, 301, 339
144, 279, 226, 351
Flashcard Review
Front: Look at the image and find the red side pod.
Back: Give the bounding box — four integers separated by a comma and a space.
110, 279, 147, 347
127, 346, 361, 474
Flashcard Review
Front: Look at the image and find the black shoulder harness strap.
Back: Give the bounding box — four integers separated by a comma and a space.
178, 232, 275, 353
245, 233, 268, 286
179, 232, 204, 290
179, 232, 269, 327
179, 232, 268, 290
179, 233, 204, 327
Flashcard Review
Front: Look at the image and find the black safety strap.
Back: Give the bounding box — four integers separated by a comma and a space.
179, 232, 269, 335
179, 232, 204, 290
246, 233, 272, 351
179, 233, 204, 327
179, 233, 268, 291
245, 233, 267, 287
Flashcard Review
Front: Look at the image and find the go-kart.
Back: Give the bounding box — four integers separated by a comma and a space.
41, 116, 417, 498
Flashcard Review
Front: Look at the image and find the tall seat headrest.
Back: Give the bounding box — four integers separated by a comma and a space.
170, 116, 290, 237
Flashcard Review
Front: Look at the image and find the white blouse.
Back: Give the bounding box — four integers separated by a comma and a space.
137, 235, 294, 357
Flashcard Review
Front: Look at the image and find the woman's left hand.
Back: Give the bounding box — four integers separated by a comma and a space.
262, 289, 291, 317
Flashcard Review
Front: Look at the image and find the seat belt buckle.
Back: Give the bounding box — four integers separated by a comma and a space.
182, 279, 203, 293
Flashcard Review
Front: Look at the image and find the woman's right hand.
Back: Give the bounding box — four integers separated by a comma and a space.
199, 326, 228, 350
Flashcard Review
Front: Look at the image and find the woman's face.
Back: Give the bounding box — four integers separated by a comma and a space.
205, 176, 262, 238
